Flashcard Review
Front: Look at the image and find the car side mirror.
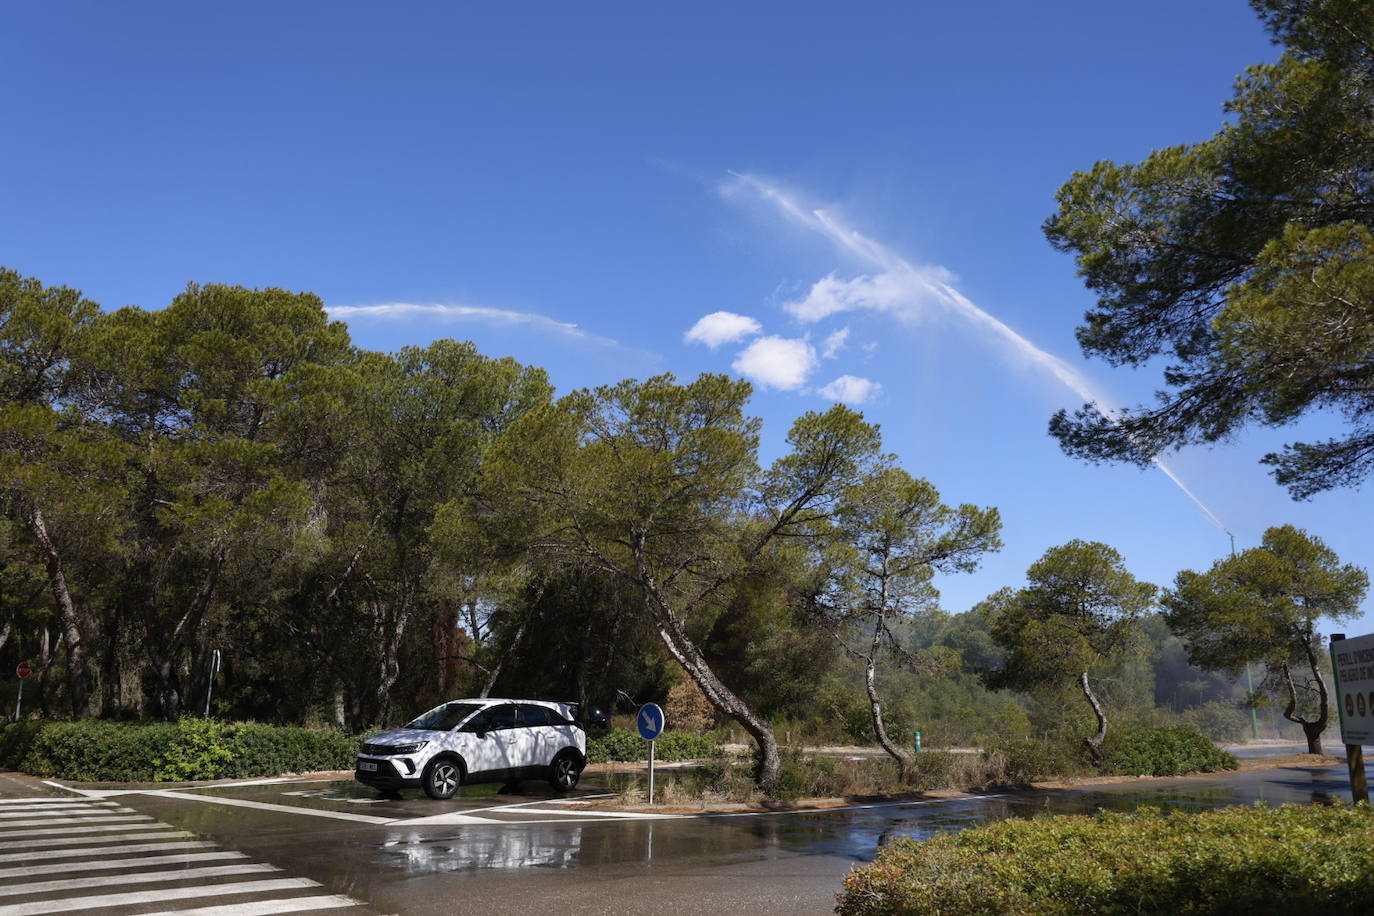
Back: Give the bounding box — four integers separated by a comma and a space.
475, 730, 487, 739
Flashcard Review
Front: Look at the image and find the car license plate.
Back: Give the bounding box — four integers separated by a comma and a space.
358, 760, 377, 772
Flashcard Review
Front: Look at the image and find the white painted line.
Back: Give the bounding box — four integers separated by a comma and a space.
0, 806, 133, 819
0, 850, 246, 878
389, 791, 620, 825
0, 862, 277, 897
0, 877, 323, 915
0, 839, 215, 862
0, 797, 85, 805
0, 823, 173, 842
40, 780, 77, 794
148, 790, 396, 825
0, 802, 117, 813
0, 814, 152, 832
139, 894, 363, 916
488, 807, 678, 819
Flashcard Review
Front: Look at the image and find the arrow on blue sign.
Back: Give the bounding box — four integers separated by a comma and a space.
636, 703, 665, 740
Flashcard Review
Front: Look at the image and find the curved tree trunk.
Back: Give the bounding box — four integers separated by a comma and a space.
866, 616, 913, 776
1280, 662, 1327, 755
634, 539, 780, 793
25, 505, 89, 717
1079, 671, 1108, 764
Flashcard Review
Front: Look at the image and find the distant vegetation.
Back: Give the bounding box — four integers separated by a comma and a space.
0, 268, 1358, 793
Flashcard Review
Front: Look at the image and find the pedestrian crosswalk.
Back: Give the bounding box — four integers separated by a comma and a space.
0, 796, 370, 914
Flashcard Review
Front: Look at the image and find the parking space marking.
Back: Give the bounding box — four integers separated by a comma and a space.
0, 863, 278, 898
147, 790, 397, 824
0, 839, 216, 863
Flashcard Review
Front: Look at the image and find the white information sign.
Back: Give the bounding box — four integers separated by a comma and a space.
1331, 632, 1374, 746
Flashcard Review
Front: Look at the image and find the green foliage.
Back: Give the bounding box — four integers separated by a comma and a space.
586, 728, 721, 764
1102, 727, 1236, 777
1044, 1, 1374, 497
838, 803, 1374, 915
0, 718, 358, 782
981, 736, 1091, 784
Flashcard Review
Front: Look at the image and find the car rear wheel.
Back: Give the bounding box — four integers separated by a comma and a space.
423, 757, 463, 799
549, 750, 582, 792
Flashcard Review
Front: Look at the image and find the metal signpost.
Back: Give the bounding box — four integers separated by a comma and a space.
1329, 633, 1373, 804
637, 703, 665, 804
203, 648, 222, 717
14, 662, 32, 721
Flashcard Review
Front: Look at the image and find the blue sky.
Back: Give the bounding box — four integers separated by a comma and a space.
5, 1, 1370, 631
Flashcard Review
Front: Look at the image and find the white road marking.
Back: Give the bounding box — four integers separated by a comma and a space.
0, 862, 277, 897
0, 850, 247, 879
147, 790, 396, 824
0, 796, 86, 804
0, 802, 117, 814
0, 877, 324, 915
0, 839, 214, 862
0, 823, 172, 842
0, 814, 152, 833
139, 895, 363, 916
0, 807, 132, 820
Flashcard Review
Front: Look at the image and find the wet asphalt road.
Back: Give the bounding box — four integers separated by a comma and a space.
38, 752, 1359, 916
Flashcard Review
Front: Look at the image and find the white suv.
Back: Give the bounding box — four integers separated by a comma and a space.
355, 698, 589, 799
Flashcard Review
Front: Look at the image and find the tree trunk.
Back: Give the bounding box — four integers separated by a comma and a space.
634, 539, 780, 793
865, 616, 913, 775
25, 505, 89, 717
1079, 671, 1108, 764
1280, 662, 1326, 755
480, 609, 530, 698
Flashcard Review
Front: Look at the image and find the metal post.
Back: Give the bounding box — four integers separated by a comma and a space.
13, 678, 21, 722
1329, 634, 1369, 804
648, 739, 656, 805
203, 648, 221, 718
913, 731, 922, 754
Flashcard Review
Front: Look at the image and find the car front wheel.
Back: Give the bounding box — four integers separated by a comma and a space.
423, 757, 463, 799
549, 750, 582, 792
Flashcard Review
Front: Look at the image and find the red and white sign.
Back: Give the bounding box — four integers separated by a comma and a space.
15, 662, 32, 679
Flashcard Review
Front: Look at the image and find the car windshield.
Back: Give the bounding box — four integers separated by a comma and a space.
405, 702, 484, 731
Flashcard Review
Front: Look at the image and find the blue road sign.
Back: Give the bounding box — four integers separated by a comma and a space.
636, 703, 665, 741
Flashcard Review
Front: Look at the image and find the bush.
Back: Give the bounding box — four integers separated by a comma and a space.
1, 718, 359, 782
980, 736, 1090, 784
837, 803, 1374, 915
586, 728, 720, 764
1102, 726, 1236, 776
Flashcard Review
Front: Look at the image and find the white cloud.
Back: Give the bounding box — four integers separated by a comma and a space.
684, 311, 762, 348
732, 336, 817, 390
785, 270, 953, 324
821, 327, 850, 359
327, 302, 622, 348
819, 375, 881, 405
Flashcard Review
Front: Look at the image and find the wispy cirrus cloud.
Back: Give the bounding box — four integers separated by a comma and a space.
821, 327, 850, 359
720, 171, 1228, 533
327, 302, 624, 349
684, 311, 762, 348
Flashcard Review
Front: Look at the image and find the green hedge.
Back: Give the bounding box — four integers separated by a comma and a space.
1103, 726, 1237, 777
0, 719, 358, 782
838, 803, 1374, 915
586, 728, 720, 763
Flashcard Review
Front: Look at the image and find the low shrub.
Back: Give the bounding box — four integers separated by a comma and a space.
979, 736, 1090, 785
3, 718, 359, 782
1102, 726, 1236, 776
837, 803, 1374, 915
586, 728, 720, 763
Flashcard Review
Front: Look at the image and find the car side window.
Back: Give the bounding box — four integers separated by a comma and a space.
459, 710, 492, 733
518, 704, 556, 727
484, 704, 519, 730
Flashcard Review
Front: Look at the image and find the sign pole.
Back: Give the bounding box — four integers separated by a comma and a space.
636, 702, 665, 807
13, 677, 21, 722
1329, 633, 1369, 804
13, 662, 31, 721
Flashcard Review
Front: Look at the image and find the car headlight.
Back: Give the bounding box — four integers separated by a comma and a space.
389, 741, 428, 755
